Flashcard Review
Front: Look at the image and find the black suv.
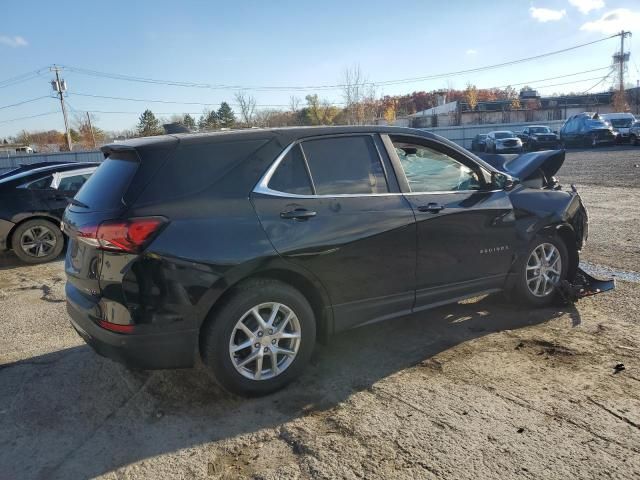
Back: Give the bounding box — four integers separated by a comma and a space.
559, 113, 617, 147
518, 126, 559, 151
0, 162, 98, 263
63, 127, 589, 395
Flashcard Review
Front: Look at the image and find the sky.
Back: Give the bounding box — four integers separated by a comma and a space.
1, 0, 640, 138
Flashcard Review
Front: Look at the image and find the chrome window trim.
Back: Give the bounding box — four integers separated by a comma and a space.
253, 139, 502, 199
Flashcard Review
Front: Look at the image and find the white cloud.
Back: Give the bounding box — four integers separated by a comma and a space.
569, 0, 605, 15
466, 49, 477, 55
529, 7, 567, 22
0, 35, 28, 47
581, 8, 640, 34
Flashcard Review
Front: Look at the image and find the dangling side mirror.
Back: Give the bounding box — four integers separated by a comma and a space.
492, 172, 517, 191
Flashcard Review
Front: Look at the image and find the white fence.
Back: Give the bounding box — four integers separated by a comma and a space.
420, 120, 566, 149
0, 150, 104, 174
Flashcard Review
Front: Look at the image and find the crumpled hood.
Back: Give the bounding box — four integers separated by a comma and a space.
477, 150, 564, 180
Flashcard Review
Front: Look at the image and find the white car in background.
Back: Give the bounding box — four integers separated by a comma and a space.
485, 131, 523, 153
601, 113, 636, 142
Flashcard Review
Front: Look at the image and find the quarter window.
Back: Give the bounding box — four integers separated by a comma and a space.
268, 145, 313, 195
392, 141, 481, 192
301, 136, 388, 195
25, 175, 53, 190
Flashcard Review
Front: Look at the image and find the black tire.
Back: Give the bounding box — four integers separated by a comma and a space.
201, 279, 316, 396
631, 134, 638, 146
512, 234, 569, 308
11, 218, 64, 264
588, 134, 598, 148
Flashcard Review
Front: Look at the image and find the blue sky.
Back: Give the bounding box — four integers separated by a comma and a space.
1, 0, 639, 137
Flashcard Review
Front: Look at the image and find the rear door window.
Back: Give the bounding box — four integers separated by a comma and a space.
268, 145, 313, 195
300, 136, 388, 195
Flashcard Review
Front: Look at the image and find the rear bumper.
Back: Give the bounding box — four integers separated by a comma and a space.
0, 218, 15, 251
66, 282, 198, 369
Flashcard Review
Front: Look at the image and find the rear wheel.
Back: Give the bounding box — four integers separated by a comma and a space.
513, 235, 569, 307
201, 279, 316, 396
12, 219, 64, 264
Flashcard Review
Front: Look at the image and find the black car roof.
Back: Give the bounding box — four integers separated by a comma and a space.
100, 126, 501, 175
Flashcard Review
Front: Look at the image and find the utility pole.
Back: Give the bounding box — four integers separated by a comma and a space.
50, 65, 72, 151
613, 31, 632, 111
86, 112, 97, 149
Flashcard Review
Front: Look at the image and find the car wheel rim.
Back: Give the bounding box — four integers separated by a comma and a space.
526, 243, 562, 298
20, 225, 56, 257
229, 302, 302, 381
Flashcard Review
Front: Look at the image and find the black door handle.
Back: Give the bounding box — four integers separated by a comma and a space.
417, 203, 445, 213
280, 208, 317, 220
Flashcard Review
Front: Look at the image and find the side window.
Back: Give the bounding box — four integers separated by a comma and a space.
25, 175, 53, 190
392, 140, 481, 193
301, 136, 388, 195
57, 173, 92, 192
268, 145, 313, 195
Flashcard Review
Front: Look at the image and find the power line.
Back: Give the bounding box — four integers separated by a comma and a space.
0, 96, 51, 111
62, 66, 610, 110
59, 34, 621, 91
66, 92, 341, 107
0, 68, 48, 89
0, 111, 59, 125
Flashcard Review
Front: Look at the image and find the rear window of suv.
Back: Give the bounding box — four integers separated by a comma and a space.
301, 136, 388, 195
73, 156, 138, 212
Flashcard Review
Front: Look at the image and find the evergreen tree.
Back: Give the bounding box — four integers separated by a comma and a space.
198, 109, 219, 131
217, 102, 236, 128
137, 109, 161, 137
183, 114, 196, 131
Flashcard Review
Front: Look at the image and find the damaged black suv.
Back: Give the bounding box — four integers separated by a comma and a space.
63, 127, 591, 395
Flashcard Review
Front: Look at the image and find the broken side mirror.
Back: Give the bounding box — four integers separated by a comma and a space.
492, 172, 516, 191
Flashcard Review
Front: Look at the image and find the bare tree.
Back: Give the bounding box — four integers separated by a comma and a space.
234, 92, 257, 127
342, 64, 368, 125
289, 96, 301, 113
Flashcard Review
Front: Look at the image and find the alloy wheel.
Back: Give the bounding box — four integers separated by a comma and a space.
19, 225, 57, 258
525, 243, 562, 298
229, 302, 302, 381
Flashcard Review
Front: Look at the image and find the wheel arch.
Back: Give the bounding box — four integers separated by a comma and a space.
197, 263, 334, 359
541, 223, 579, 281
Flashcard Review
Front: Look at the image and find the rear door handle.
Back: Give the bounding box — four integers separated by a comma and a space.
417, 203, 445, 213
280, 208, 317, 220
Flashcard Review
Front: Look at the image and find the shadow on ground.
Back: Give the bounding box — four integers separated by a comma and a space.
0, 295, 580, 479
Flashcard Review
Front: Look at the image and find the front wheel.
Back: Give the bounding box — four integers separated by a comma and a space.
201, 279, 316, 396
513, 235, 569, 307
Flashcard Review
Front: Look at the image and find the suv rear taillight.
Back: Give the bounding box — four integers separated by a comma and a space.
77, 217, 167, 253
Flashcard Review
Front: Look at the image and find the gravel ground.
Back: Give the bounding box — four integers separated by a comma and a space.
1, 146, 639, 479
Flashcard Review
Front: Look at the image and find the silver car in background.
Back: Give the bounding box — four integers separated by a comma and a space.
485, 131, 523, 153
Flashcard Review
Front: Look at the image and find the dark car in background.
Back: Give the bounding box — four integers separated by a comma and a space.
63, 127, 590, 396
0, 162, 98, 263
559, 113, 617, 147
470, 133, 488, 152
518, 126, 559, 151
630, 121, 640, 146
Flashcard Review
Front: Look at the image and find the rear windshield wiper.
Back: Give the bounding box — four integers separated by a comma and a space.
70, 198, 90, 209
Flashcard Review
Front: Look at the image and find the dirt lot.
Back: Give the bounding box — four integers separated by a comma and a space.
1, 146, 639, 479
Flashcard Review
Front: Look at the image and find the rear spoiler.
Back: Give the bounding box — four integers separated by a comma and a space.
100, 144, 137, 157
